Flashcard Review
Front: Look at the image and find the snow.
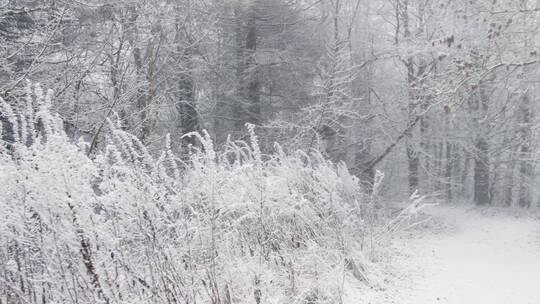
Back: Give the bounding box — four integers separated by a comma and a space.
377, 204, 540, 304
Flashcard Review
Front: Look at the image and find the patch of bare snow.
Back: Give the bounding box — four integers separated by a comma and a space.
370, 204, 540, 304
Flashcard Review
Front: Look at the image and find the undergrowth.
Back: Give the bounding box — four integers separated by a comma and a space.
0, 85, 406, 304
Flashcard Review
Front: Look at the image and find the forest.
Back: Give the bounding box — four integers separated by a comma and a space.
1, 0, 540, 303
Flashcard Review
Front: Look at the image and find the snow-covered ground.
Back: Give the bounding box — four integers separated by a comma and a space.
374, 204, 540, 304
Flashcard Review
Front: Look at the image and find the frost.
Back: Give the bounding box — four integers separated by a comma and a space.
0, 90, 390, 304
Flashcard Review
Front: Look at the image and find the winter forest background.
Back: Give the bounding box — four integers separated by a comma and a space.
1, 0, 540, 303
3, 0, 540, 205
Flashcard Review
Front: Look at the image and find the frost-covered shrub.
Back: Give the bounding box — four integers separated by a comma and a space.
0, 86, 379, 304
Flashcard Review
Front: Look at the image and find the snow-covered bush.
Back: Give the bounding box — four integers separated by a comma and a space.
0, 86, 379, 304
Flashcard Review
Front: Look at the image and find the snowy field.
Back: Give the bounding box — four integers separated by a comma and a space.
373, 204, 540, 304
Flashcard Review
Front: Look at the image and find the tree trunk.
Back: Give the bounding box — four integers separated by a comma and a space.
140, 32, 161, 145
233, 5, 245, 132
472, 77, 491, 206
400, 0, 431, 194
406, 138, 420, 193
518, 93, 533, 208
245, 11, 260, 125
177, 52, 198, 146
175, 19, 198, 147
126, 6, 161, 145
355, 140, 375, 192
233, 4, 260, 132
503, 157, 516, 207
474, 137, 490, 205
445, 140, 453, 200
